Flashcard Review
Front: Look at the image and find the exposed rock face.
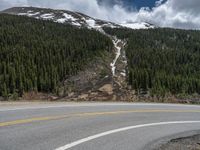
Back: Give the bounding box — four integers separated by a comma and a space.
78, 94, 89, 100
99, 84, 113, 95
60, 36, 133, 101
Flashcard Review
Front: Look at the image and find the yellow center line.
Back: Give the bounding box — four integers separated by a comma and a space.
0, 109, 200, 127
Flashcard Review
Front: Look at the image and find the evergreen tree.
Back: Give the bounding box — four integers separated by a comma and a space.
104, 27, 200, 97
0, 14, 113, 98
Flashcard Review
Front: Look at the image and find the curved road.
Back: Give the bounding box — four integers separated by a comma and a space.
0, 102, 200, 150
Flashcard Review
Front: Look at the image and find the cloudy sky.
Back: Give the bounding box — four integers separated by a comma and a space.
1, 0, 200, 29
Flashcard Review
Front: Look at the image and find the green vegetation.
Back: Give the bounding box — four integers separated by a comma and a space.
0, 14, 113, 98
104, 27, 200, 97
1, 13, 200, 100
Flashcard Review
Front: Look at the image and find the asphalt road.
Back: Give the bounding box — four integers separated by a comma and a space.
0, 102, 200, 150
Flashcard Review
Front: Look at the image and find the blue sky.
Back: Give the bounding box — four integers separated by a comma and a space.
125, 0, 166, 9
97, 0, 167, 10
128, 0, 158, 9
134, 0, 157, 8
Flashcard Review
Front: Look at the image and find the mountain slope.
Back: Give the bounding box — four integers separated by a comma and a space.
2, 7, 200, 102
104, 27, 200, 101
1, 7, 135, 101
0, 14, 113, 99
1, 7, 120, 29
1, 7, 154, 30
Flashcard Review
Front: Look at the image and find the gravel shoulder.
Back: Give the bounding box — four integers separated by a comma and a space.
154, 134, 200, 150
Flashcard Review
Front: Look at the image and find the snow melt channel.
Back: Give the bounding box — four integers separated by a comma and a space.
110, 38, 122, 76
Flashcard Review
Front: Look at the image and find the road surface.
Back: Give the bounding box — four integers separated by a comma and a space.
0, 102, 200, 150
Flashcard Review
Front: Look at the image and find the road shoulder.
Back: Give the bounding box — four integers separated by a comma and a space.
147, 130, 200, 150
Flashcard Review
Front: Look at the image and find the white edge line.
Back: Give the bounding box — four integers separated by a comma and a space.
55, 121, 200, 150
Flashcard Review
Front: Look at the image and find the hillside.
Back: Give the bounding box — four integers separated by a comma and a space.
1, 7, 200, 102
0, 14, 113, 99
104, 27, 200, 101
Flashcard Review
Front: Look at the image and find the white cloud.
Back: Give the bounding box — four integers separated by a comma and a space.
0, 0, 136, 23
155, 0, 165, 7
1, 0, 200, 29
136, 0, 200, 29
0, 0, 28, 9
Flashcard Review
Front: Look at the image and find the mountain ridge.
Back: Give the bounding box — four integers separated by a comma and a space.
1, 7, 155, 30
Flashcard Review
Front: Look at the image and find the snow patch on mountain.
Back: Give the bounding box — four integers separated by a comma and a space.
56, 18, 66, 23
54, 13, 80, 26
86, 18, 96, 28
120, 22, 154, 29
71, 22, 81, 27
2, 7, 155, 30
63, 13, 77, 21
18, 11, 40, 17
40, 13, 54, 19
